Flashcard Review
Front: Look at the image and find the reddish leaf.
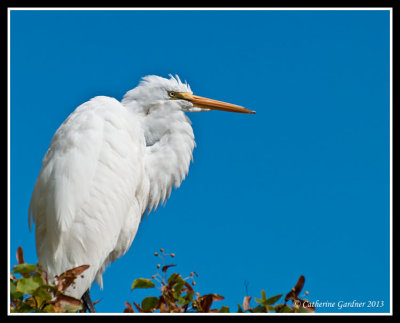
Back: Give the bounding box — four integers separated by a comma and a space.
285, 275, 305, 302
196, 294, 223, 312
159, 301, 167, 313
40, 268, 49, 284
133, 302, 152, 313
123, 302, 135, 313
161, 264, 176, 273
243, 296, 252, 311
293, 275, 305, 296
58, 265, 90, 291
183, 281, 194, 292
56, 294, 82, 306
59, 265, 90, 278
212, 294, 225, 302
199, 295, 214, 312
55, 277, 63, 292
93, 298, 102, 306
16, 247, 24, 264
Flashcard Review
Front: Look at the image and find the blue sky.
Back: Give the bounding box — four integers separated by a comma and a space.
10, 9, 391, 313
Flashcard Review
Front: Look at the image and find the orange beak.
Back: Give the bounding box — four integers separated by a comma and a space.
177, 92, 256, 114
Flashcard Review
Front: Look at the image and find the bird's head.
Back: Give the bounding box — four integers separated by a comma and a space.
121, 74, 255, 115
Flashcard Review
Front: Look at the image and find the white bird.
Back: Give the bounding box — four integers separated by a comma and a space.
29, 74, 255, 312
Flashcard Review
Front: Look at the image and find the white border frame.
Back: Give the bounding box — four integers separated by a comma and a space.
7, 7, 393, 316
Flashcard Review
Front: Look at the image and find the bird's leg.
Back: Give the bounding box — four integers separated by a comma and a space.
81, 289, 96, 313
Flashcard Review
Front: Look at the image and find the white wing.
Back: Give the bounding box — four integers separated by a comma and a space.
29, 96, 149, 298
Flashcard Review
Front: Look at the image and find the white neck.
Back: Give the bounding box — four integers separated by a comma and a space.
137, 106, 195, 212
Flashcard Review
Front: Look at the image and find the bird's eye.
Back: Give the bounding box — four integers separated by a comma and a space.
168, 91, 176, 98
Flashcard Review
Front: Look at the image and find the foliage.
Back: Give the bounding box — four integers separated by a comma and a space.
10, 247, 88, 313
10, 247, 315, 313
125, 249, 315, 313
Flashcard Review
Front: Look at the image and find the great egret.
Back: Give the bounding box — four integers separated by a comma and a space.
29, 74, 255, 312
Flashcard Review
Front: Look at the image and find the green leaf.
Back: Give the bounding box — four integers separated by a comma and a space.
255, 291, 282, 306
177, 290, 194, 306
63, 304, 83, 313
255, 289, 268, 304
41, 284, 57, 293
10, 279, 16, 293
32, 272, 45, 285
296, 306, 313, 313
16, 277, 41, 294
32, 285, 53, 302
10, 279, 23, 300
167, 273, 180, 285
219, 306, 230, 313
12, 264, 37, 274
266, 305, 276, 312
251, 304, 267, 313
42, 304, 56, 313
261, 290, 266, 300
265, 294, 283, 305
171, 275, 185, 297
141, 296, 158, 311
131, 278, 155, 290
275, 304, 292, 313
16, 302, 35, 313
237, 304, 244, 313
